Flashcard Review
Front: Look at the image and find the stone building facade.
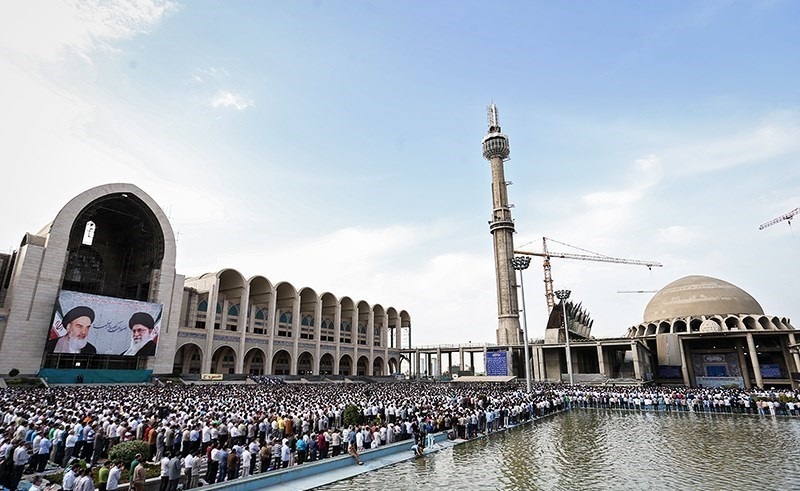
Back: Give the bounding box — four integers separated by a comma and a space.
0, 184, 406, 379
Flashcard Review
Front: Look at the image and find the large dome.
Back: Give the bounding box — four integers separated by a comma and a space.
643, 275, 764, 323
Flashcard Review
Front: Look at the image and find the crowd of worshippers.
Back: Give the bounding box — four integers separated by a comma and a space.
0, 381, 566, 490
0, 381, 795, 491
557, 385, 800, 416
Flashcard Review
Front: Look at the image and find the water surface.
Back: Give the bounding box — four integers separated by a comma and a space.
319, 410, 800, 490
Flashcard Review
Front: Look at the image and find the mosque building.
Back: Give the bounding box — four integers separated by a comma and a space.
0, 183, 408, 383
525, 275, 800, 388
420, 105, 800, 389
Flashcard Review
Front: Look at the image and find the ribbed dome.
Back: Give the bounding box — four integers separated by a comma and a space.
643, 275, 764, 323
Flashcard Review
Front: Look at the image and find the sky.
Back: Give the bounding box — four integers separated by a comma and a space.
1, 0, 799, 348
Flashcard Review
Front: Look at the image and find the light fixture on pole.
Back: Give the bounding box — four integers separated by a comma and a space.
554, 289, 574, 385
511, 256, 533, 393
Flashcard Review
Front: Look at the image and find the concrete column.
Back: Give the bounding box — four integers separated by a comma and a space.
483, 346, 488, 375
459, 348, 465, 372
236, 285, 250, 374
314, 297, 323, 376
678, 337, 691, 386
470, 351, 475, 372
382, 312, 389, 376
415, 351, 421, 380
746, 333, 763, 388
779, 336, 796, 389
333, 302, 342, 375
436, 348, 442, 377
631, 342, 642, 381
596, 344, 606, 378
291, 295, 301, 376
736, 338, 751, 389
531, 346, 539, 381
447, 351, 453, 376
789, 333, 800, 376
201, 282, 219, 374
266, 290, 278, 375
395, 322, 402, 350
507, 346, 513, 377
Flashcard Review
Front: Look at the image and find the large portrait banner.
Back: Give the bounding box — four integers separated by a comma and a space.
45, 290, 163, 357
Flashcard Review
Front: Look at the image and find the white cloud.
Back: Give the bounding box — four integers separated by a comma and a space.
210, 90, 253, 111
666, 121, 800, 175
0, 0, 178, 63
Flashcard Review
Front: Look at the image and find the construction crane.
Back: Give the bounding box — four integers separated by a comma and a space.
515, 237, 663, 313
758, 207, 800, 231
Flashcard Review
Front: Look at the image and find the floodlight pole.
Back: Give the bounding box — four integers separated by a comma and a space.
511, 256, 533, 393
555, 289, 574, 385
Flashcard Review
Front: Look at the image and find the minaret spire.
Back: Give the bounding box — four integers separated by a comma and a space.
482, 104, 521, 346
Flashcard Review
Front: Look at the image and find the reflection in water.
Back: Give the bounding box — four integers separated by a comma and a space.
319, 410, 800, 490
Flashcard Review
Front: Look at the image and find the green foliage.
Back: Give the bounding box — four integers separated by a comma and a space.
108, 440, 150, 467
343, 404, 361, 427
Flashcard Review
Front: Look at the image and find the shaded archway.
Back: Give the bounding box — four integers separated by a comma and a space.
62, 193, 165, 301
272, 349, 291, 375
173, 343, 203, 375
297, 351, 314, 376
339, 354, 352, 376
248, 275, 273, 335
357, 356, 368, 376
299, 288, 318, 340
320, 293, 337, 342
319, 353, 334, 375
211, 345, 236, 374
372, 356, 384, 376
275, 282, 297, 338
372, 304, 385, 347
388, 357, 399, 375
387, 307, 400, 349
243, 347, 267, 375
340, 297, 355, 344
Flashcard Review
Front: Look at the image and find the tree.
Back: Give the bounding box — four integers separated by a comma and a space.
343, 404, 361, 427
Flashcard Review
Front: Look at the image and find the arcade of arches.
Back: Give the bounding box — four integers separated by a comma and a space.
173, 343, 399, 377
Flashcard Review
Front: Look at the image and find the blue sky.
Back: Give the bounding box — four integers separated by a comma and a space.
1, 1, 799, 346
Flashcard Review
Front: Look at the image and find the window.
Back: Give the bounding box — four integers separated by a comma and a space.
278, 311, 293, 337
373, 325, 381, 347
226, 304, 239, 331
300, 314, 315, 340
320, 318, 335, 342
195, 299, 208, 329
357, 323, 367, 345
340, 321, 352, 344
253, 308, 267, 334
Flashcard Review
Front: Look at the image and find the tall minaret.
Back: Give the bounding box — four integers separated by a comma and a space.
482, 104, 522, 345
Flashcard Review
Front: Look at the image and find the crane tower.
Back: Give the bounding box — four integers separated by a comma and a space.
759, 207, 800, 231
515, 237, 663, 313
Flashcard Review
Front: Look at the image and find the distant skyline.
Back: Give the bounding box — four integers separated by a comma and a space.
1, 1, 798, 346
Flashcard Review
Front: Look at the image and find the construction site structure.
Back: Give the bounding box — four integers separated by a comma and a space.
515, 237, 663, 313
758, 207, 800, 231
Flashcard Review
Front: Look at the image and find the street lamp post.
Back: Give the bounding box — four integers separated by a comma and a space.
555, 289, 574, 385
511, 256, 533, 393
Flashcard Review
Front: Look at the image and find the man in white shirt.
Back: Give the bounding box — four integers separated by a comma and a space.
183, 452, 195, 489
106, 461, 123, 491
159, 451, 171, 491
240, 447, 251, 477
62, 463, 79, 491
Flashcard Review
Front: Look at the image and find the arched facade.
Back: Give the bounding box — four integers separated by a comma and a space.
0, 183, 183, 375
0, 183, 407, 379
